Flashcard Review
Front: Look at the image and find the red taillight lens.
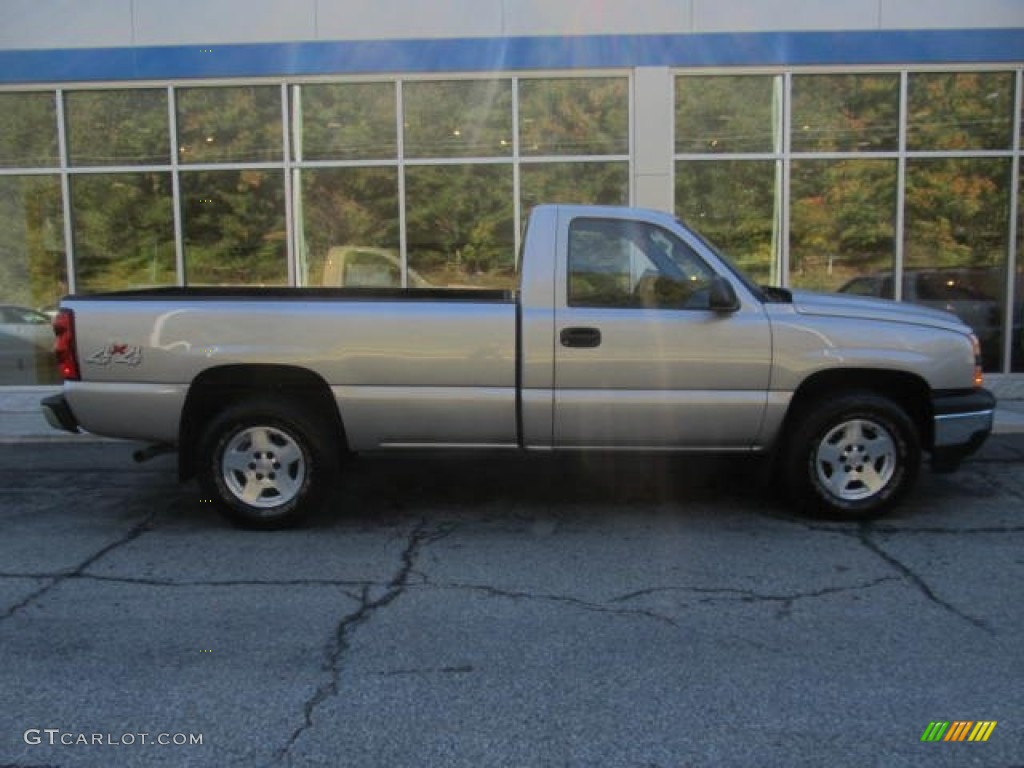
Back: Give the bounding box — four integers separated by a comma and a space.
53, 308, 80, 381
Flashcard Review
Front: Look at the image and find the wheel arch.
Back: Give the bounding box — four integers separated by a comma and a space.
178, 364, 345, 481
782, 368, 933, 451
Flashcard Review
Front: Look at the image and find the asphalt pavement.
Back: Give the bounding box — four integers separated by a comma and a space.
0, 429, 1022, 767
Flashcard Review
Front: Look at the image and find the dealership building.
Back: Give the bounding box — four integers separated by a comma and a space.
1, 0, 1022, 385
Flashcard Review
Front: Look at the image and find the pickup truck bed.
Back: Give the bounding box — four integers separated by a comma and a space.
55, 287, 519, 451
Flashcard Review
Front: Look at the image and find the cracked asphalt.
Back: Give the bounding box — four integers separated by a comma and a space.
1, 439, 1022, 767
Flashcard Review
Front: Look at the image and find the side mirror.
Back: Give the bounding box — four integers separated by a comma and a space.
708, 275, 740, 312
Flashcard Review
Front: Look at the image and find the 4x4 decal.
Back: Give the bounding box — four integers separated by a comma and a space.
87, 343, 143, 367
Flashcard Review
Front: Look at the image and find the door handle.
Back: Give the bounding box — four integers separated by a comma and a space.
560, 327, 602, 348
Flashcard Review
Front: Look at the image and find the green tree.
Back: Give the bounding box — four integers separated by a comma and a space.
0, 176, 65, 306
72, 173, 175, 291
405, 165, 515, 288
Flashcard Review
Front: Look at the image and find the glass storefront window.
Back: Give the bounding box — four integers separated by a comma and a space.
0, 92, 58, 168
520, 162, 629, 213
65, 89, 170, 167
791, 74, 900, 152
519, 78, 629, 156
676, 75, 781, 154
295, 83, 396, 162
181, 170, 287, 285
0, 175, 64, 384
296, 167, 400, 287
790, 159, 897, 293
405, 165, 514, 288
6, 67, 1024, 384
905, 158, 1012, 369
71, 173, 176, 293
908, 72, 1015, 151
403, 80, 513, 159
675, 160, 778, 285
0, 175, 65, 307
176, 86, 283, 164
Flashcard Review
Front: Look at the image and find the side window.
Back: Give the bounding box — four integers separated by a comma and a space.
840, 277, 880, 297
343, 250, 401, 288
568, 218, 716, 309
12, 307, 49, 324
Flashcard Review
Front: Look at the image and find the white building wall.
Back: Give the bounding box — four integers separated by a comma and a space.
632, 67, 675, 213
1, 0, 1022, 50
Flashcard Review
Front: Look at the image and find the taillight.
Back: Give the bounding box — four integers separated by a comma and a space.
53, 308, 80, 381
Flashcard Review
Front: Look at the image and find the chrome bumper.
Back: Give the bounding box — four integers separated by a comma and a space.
930, 388, 995, 471
934, 409, 994, 448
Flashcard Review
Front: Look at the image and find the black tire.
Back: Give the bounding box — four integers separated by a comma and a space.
784, 392, 921, 521
197, 397, 338, 529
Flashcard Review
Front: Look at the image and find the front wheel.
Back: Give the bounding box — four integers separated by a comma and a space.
784, 393, 921, 520
197, 398, 337, 529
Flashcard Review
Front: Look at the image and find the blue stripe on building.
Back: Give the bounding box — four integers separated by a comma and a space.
1, 28, 1022, 84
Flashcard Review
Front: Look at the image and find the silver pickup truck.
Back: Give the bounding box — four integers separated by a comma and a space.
42, 205, 995, 528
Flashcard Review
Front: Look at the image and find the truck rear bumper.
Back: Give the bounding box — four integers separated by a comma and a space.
41, 393, 80, 433
930, 388, 995, 471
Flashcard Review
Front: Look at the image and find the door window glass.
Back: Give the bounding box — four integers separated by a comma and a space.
568, 218, 716, 309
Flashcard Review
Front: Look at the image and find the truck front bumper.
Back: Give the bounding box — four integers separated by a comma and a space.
930, 388, 995, 471
41, 393, 80, 433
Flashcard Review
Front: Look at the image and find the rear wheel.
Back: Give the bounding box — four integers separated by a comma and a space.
197, 398, 337, 529
785, 392, 921, 520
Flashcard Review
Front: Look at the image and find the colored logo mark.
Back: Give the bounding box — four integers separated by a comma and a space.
921, 721, 997, 742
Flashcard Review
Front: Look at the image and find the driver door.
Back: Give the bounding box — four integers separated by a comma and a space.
552, 215, 772, 449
